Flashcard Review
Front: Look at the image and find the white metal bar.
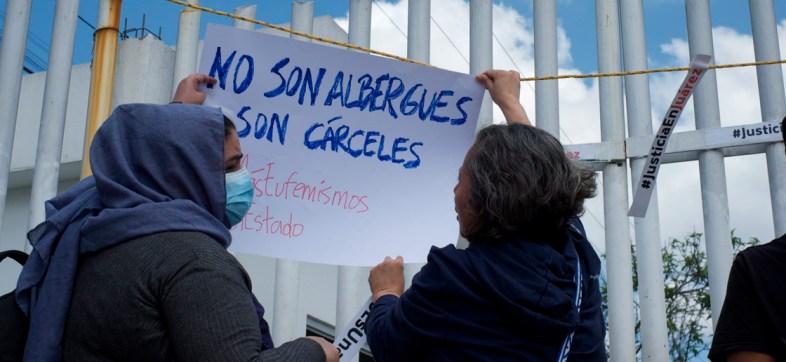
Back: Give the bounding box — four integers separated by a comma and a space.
0, 0, 32, 237
626, 123, 782, 158
171, 0, 201, 97
749, 0, 786, 237
290, 1, 313, 42
407, 0, 430, 64
595, 0, 636, 360
566, 126, 780, 168
271, 1, 311, 346
404, 0, 430, 288
685, 0, 733, 328
338, 3, 371, 360
272, 258, 301, 345
470, 0, 492, 129
348, 0, 371, 49
233, 5, 257, 31
457, 0, 492, 251
26, 0, 80, 244
533, 0, 559, 138
619, 0, 668, 360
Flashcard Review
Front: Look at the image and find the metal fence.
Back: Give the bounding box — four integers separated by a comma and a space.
0, 1, 783, 361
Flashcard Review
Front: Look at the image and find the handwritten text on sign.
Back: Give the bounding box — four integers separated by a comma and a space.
199, 24, 483, 265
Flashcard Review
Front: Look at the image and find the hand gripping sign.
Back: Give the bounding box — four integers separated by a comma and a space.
628, 54, 711, 218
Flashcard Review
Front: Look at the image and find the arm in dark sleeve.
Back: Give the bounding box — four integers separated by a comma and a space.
709, 254, 772, 361
367, 247, 464, 361
366, 294, 422, 362
161, 253, 326, 362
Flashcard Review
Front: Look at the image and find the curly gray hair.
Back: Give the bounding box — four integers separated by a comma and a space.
463, 124, 597, 242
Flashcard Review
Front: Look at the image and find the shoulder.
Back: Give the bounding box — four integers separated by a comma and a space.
409, 244, 472, 291
739, 234, 786, 256
427, 244, 464, 262
127, 231, 233, 259
422, 244, 465, 271
733, 234, 786, 271
423, 244, 474, 276
99, 231, 245, 281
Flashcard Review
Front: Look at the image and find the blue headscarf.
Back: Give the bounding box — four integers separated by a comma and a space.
16, 104, 273, 361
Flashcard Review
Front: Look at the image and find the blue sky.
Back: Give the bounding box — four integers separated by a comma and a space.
2, 0, 784, 74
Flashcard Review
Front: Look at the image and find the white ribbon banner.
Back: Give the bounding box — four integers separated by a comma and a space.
704, 120, 782, 146
332, 298, 372, 361
628, 54, 711, 218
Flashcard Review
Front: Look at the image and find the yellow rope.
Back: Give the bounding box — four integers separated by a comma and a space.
165, 0, 786, 82
522, 58, 786, 81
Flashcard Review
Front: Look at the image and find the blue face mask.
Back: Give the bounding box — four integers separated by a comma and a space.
225, 167, 254, 226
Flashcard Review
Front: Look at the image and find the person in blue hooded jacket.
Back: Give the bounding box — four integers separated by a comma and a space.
15, 75, 338, 362
366, 70, 606, 361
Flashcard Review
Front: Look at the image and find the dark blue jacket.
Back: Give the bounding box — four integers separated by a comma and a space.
366, 218, 606, 361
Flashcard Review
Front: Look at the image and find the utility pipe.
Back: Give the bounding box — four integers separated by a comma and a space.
80, 0, 121, 178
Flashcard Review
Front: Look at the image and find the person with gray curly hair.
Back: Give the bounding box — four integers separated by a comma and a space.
366, 70, 606, 361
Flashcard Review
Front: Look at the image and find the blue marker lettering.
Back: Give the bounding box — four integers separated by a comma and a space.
429, 90, 453, 123
418, 89, 438, 121
347, 74, 373, 109
304, 122, 325, 150
264, 57, 291, 98
268, 113, 288, 145
333, 125, 351, 153
383, 76, 405, 119
450, 96, 472, 125
367, 73, 389, 112
404, 142, 423, 169
325, 71, 345, 106
286, 67, 303, 97
208, 47, 237, 90
233, 54, 254, 94
254, 113, 268, 139
236, 106, 252, 138
391, 137, 409, 164
299, 68, 326, 106
346, 130, 365, 157
363, 131, 380, 157
376, 134, 392, 161
400, 84, 423, 116
343, 73, 354, 106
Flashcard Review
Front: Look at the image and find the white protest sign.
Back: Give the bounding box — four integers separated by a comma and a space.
628, 54, 711, 218
199, 24, 483, 266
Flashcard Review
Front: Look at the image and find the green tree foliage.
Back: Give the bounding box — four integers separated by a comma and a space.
601, 231, 759, 361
